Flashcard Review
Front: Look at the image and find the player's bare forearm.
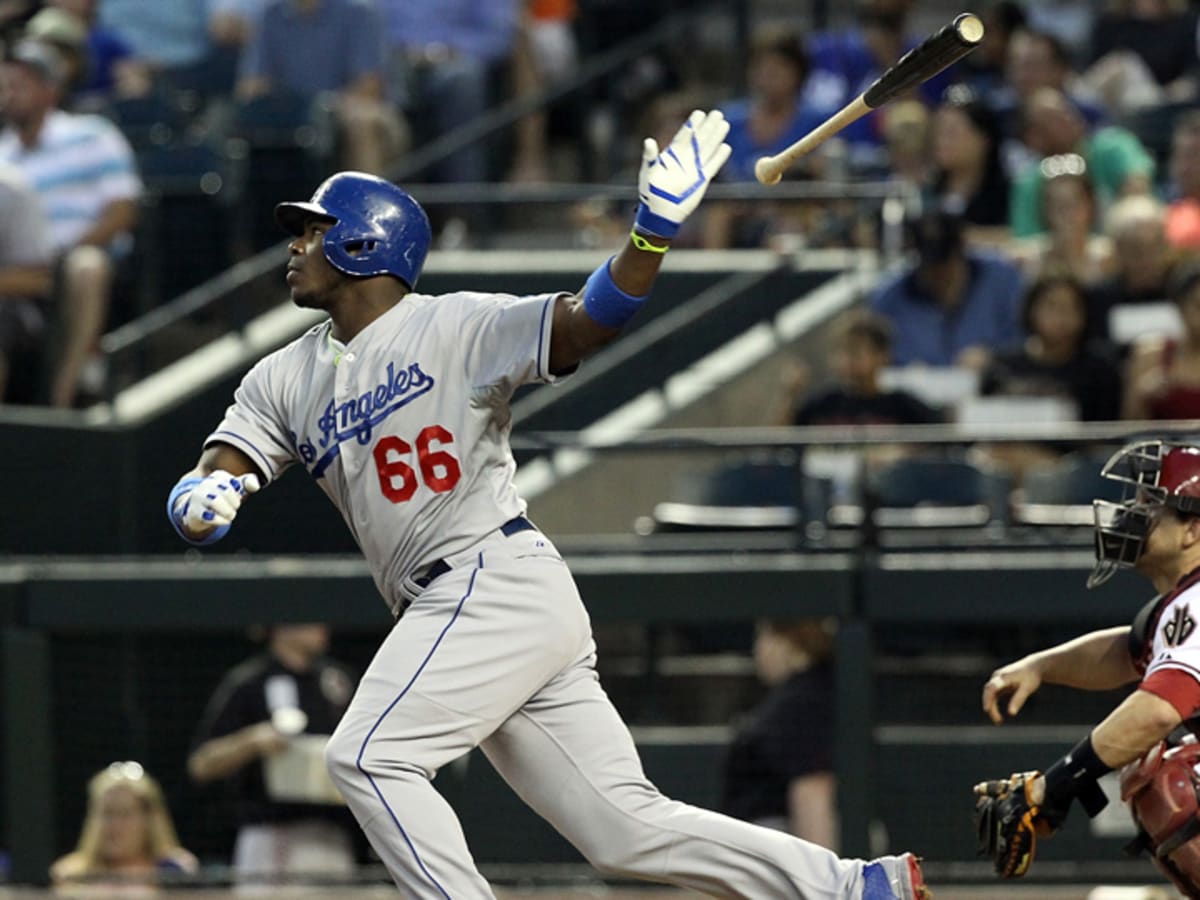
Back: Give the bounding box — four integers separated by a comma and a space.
188, 721, 285, 783
0, 265, 51, 298
1090, 688, 1182, 768
1030, 626, 1138, 690
548, 235, 670, 374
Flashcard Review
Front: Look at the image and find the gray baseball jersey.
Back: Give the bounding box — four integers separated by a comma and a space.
207, 290, 562, 614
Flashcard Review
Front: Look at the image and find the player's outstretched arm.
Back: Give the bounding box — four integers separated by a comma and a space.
548, 109, 731, 375
167, 444, 263, 545
982, 626, 1138, 724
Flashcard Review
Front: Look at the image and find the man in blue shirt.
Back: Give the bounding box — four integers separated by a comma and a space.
870, 210, 1025, 368
378, 0, 518, 184
237, 0, 406, 176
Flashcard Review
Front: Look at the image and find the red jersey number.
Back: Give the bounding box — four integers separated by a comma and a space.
373, 426, 461, 503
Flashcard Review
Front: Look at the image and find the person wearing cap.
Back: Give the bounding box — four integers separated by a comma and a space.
869, 208, 1025, 369
25, 1, 137, 109
188, 624, 360, 884
0, 38, 141, 408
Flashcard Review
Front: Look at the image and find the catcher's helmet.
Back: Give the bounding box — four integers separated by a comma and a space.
1089, 440, 1200, 587
274, 171, 431, 289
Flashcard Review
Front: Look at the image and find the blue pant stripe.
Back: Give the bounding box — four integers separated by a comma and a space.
356, 551, 486, 899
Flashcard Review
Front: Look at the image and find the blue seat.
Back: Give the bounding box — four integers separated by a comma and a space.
652, 456, 806, 532
866, 454, 1012, 527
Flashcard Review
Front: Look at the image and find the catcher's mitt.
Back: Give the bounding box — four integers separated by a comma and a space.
973, 771, 1062, 878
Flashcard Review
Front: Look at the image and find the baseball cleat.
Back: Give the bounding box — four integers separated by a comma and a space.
861, 853, 932, 900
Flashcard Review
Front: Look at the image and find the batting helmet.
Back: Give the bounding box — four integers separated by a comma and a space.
1090, 440, 1200, 587
275, 171, 432, 289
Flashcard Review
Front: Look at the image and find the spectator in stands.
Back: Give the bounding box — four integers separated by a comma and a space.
188, 624, 359, 884
97, 0, 209, 89
209, 0, 269, 51
998, 29, 1105, 131
1123, 260, 1200, 420
1089, 194, 1178, 341
236, 0, 406, 178
50, 761, 197, 889
703, 27, 825, 250
983, 273, 1121, 421
1021, 0, 1095, 63
1089, 0, 1198, 99
1009, 87, 1155, 238
379, 0, 519, 184
507, 0, 578, 184
0, 39, 142, 408
928, 85, 1010, 231
1166, 111, 1200, 251
0, 163, 52, 406
721, 619, 838, 849
34, 0, 139, 109
959, 0, 1026, 99
881, 98, 929, 189
1010, 155, 1114, 287
804, 0, 953, 174
870, 208, 1025, 369
774, 310, 939, 427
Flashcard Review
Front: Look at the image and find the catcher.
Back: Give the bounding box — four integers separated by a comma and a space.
975, 440, 1200, 896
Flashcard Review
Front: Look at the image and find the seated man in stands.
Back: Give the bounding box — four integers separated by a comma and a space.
236, 0, 407, 177
1089, 194, 1180, 343
869, 209, 1025, 370
775, 310, 940, 427
0, 39, 141, 408
379, 0, 518, 185
1010, 86, 1154, 238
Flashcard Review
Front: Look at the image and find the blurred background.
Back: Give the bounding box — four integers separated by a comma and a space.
1, 0, 1199, 896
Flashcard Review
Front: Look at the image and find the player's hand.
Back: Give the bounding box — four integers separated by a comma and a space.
982, 658, 1043, 724
635, 109, 732, 238
248, 721, 289, 757
175, 469, 261, 534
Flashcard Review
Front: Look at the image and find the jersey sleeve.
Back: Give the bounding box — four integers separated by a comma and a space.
205, 356, 298, 484
1140, 670, 1200, 720
450, 291, 564, 391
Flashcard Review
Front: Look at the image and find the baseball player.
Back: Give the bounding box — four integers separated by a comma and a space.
166, 110, 929, 899
976, 440, 1200, 894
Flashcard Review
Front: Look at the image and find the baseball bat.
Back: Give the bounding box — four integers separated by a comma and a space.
754, 12, 985, 185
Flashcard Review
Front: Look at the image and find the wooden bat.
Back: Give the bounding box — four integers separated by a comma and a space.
754, 12, 985, 185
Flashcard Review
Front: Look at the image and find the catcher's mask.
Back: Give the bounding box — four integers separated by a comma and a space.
1089, 440, 1200, 588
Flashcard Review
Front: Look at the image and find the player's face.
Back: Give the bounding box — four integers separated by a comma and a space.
286, 219, 343, 309
96, 785, 150, 864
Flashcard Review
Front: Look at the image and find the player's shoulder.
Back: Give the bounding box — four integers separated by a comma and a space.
252, 319, 328, 372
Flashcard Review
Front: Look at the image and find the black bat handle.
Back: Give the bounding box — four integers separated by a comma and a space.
863, 13, 984, 109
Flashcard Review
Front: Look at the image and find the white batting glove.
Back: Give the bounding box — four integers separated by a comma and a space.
635, 109, 732, 239
174, 470, 260, 532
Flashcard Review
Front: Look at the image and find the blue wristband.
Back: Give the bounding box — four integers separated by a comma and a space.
583, 257, 649, 329
634, 203, 680, 239
167, 475, 230, 546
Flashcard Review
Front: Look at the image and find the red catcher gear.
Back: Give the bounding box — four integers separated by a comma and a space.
1090, 441, 1200, 588
1120, 738, 1200, 896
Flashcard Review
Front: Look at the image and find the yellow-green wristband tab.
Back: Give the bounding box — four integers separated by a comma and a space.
630, 230, 669, 254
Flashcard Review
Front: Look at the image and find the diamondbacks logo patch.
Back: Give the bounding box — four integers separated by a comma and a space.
1164, 604, 1196, 648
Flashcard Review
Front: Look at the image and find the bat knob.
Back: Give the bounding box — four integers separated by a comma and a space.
754, 157, 782, 186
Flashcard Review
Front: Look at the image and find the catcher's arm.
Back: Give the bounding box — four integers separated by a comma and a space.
1092, 687, 1182, 769
982, 626, 1138, 724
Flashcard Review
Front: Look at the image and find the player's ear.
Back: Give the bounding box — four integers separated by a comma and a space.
1181, 513, 1200, 550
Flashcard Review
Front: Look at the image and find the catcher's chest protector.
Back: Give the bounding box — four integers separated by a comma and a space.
1121, 739, 1200, 897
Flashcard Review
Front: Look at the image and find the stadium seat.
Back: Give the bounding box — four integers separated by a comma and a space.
1015, 446, 1124, 526
650, 455, 806, 532
863, 454, 1012, 528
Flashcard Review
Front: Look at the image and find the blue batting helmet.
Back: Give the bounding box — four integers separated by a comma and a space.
274, 171, 432, 289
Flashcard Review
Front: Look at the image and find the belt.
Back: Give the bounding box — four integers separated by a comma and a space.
412, 516, 536, 590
